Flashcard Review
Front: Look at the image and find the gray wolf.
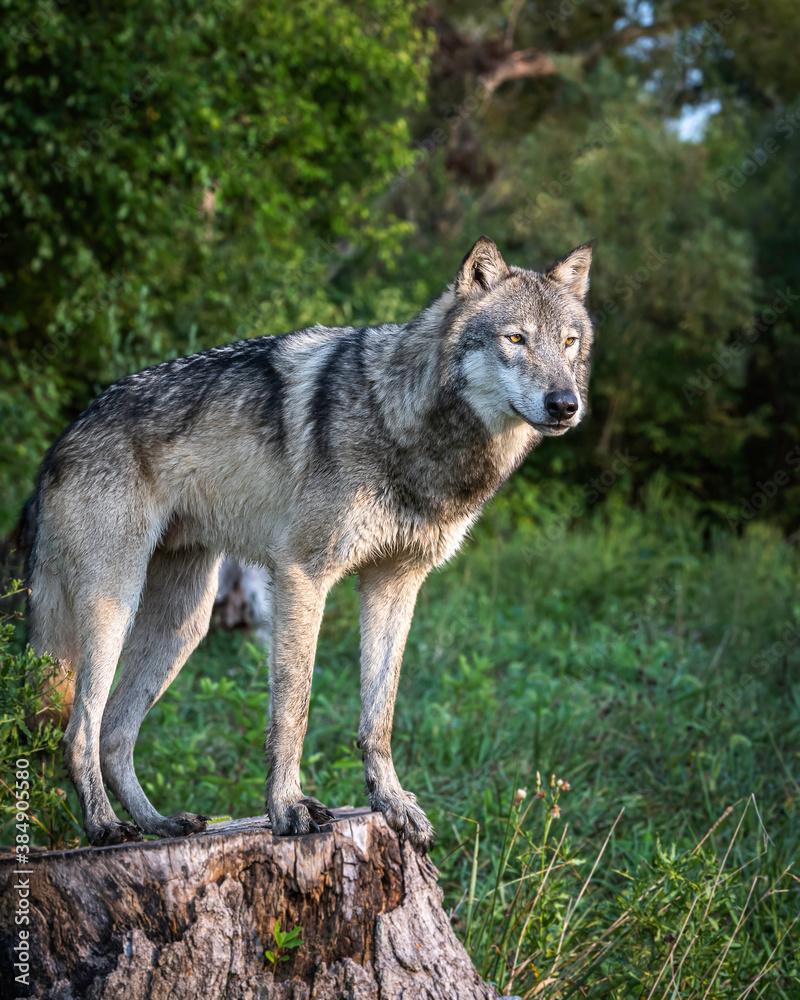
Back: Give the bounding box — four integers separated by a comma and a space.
27, 236, 595, 848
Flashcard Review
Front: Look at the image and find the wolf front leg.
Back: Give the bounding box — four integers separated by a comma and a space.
265, 565, 335, 836
357, 559, 434, 850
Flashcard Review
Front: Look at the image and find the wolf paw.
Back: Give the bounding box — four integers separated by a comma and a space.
272, 796, 335, 837
149, 812, 210, 839
89, 820, 143, 847
376, 791, 435, 851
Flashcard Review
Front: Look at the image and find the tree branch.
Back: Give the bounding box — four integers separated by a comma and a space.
480, 47, 556, 97
477, 22, 668, 99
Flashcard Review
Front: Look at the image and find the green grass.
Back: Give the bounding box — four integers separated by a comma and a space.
11, 479, 800, 996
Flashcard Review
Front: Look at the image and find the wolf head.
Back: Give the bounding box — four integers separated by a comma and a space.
444, 236, 595, 437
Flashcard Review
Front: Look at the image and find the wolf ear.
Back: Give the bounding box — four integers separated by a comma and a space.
546, 240, 595, 302
455, 236, 510, 298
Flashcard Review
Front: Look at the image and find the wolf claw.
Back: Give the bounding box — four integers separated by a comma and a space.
272, 796, 335, 837
90, 820, 143, 847
373, 791, 435, 851
148, 811, 209, 838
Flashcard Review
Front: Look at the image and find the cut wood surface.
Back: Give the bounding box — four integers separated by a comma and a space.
0, 808, 501, 1000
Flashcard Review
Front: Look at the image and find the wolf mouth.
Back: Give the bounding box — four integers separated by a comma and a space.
510, 404, 574, 434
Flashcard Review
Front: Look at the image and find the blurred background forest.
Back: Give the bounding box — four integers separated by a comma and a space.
3, 2, 800, 996
3, 0, 800, 533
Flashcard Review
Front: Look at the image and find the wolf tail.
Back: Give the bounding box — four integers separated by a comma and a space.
22, 493, 77, 727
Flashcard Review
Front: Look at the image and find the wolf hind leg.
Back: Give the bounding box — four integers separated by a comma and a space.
58, 571, 150, 847
99, 546, 222, 838
357, 560, 434, 851
266, 565, 334, 836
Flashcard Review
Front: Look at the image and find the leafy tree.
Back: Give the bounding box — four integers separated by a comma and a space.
0, 0, 432, 531
2, 0, 799, 531
369, 0, 800, 524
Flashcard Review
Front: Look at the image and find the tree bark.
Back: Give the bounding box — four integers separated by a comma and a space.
0, 808, 499, 1000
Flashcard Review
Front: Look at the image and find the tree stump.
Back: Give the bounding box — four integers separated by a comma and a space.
0, 808, 499, 1000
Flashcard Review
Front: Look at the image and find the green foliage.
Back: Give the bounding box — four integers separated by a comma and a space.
32, 490, 787, 993
394, 65, 763, 507
264, 919, 303, 968
379, 0, 800, 526
0, 585, 81, 849
468, 789, 797, 998
134, 642, 272, 819
3, 0, 800, 534
2, 1, 800, 985
0, 0, 433, 532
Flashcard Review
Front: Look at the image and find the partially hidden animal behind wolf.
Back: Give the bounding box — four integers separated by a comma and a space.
28, 237, 595, 848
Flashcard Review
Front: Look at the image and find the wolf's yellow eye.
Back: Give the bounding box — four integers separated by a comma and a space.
507, 333, 524, 344
565, 336, 577, 347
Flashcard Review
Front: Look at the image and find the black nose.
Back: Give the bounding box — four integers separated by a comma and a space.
544, 389, 579, 421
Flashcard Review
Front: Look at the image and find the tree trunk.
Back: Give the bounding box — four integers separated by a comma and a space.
0, 808, 500, 1000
